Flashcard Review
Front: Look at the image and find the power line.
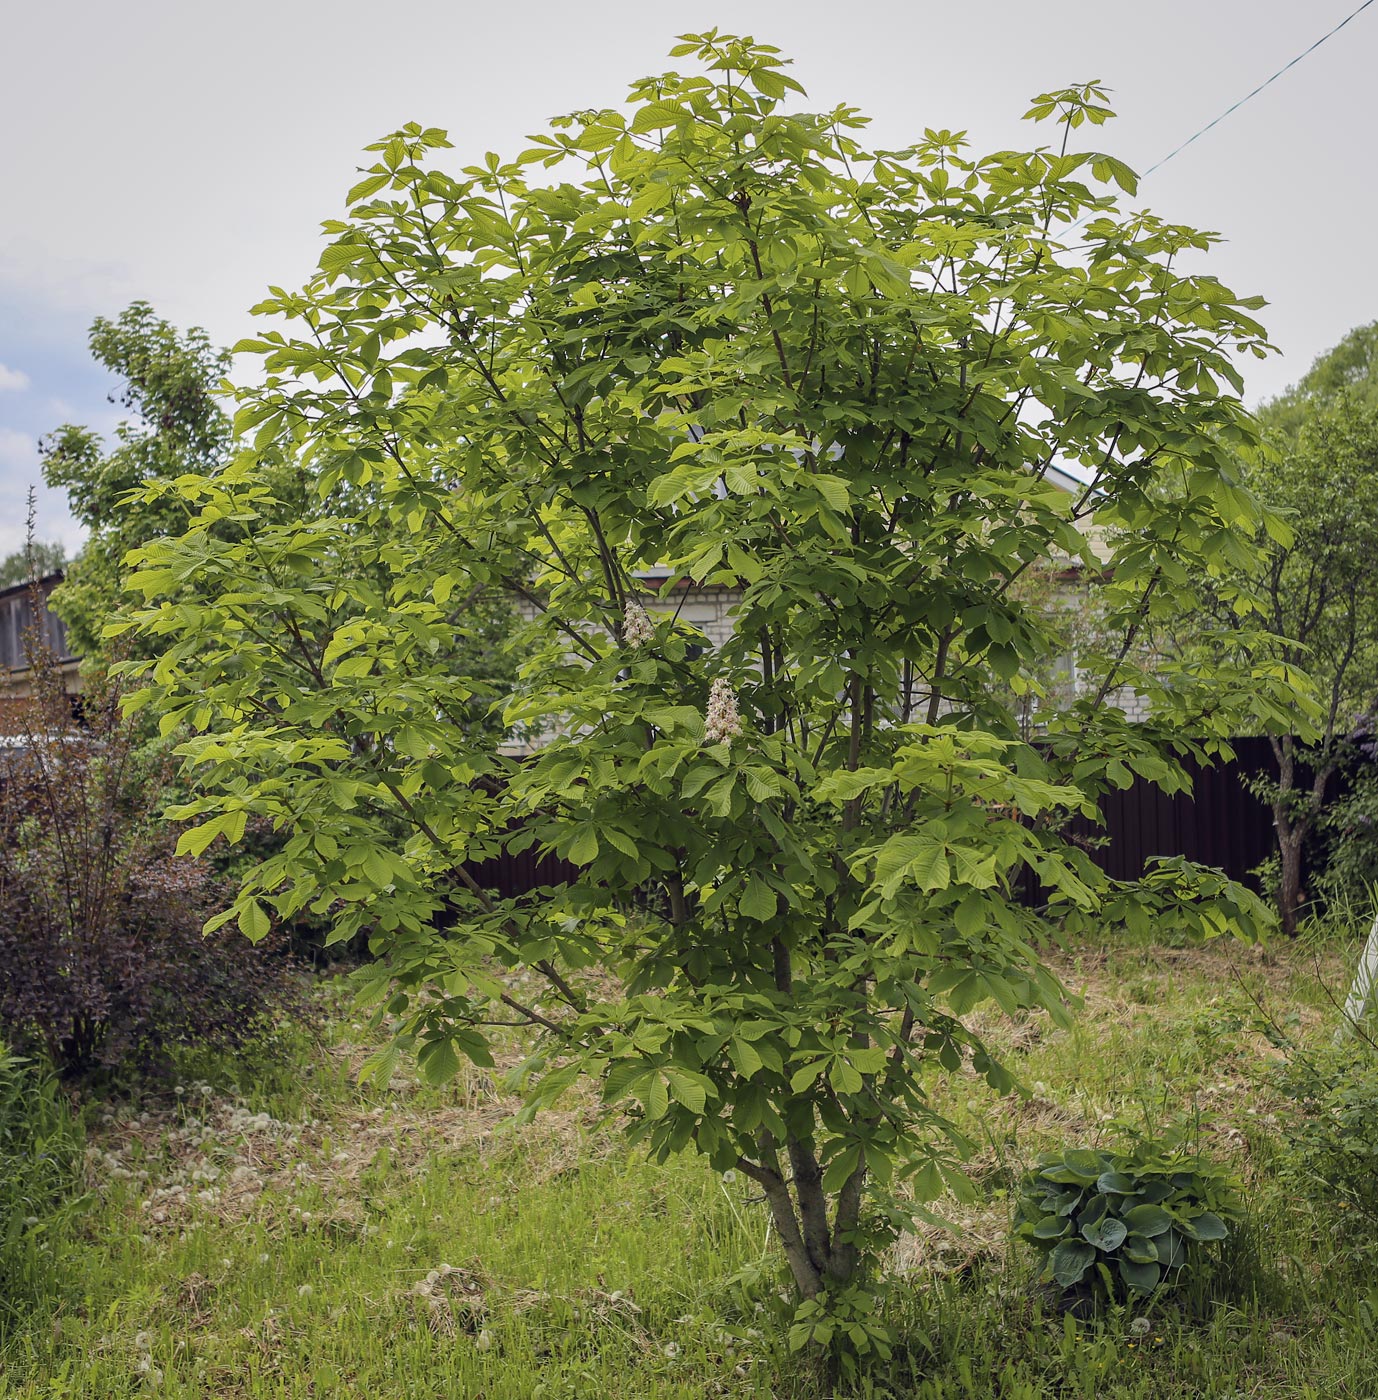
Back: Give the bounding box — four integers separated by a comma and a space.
1141, 0, 1377, 178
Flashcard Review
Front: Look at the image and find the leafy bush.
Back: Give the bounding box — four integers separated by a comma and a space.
1275, 1040, 1378, 1253
1014, 1138, 1241, 1304
1316, 716, 1378, 918
0, 1046, 83, 1330
0, 601, 303, 1080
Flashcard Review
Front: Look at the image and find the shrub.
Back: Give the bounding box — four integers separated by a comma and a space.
1014, 1138, 1241, 1305
1275, 1039, 1378, 1254
1315, 715, 1378, 919
0, 1045, 83, 1330
0, 589, 303, 1080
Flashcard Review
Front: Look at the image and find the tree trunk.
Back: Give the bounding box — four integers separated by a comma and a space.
1267, 738, 1334, 938
1276, 825, 1304, 939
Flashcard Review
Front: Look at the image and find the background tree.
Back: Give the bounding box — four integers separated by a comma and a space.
1262, 320, 1378, 438
1231, 345, 1378, 936
121, 35, 1289, 1359
40, 302, 232, 658
0, 541, 67, 589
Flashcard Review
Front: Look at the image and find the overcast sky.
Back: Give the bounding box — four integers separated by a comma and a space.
1, 0, 1374, 556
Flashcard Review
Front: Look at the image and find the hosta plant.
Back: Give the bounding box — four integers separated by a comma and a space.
1015, 1140, 1241, 1302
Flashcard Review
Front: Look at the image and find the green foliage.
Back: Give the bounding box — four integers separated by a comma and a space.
1207, 334, 1378, 933
0, 1047, 84, 1335
1014, 1137, 1241, 1303
1263, 320, 1378, 439
1315, 721, 1378, 918
119, 32, 1293, 1351
1275, 1038, 1378, 1255
1074, 855, 1277, 946
0, 541, 66, 590
41, 302, 232, 658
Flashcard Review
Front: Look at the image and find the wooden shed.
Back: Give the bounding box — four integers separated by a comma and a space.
0, 572, 81, 701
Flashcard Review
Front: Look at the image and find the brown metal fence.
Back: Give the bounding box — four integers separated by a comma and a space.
1066, 735, 1283, 887
463, 845, 579, 900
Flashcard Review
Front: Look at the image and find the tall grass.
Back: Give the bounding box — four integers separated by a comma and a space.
2, 935, 1376, 1397
0, 1047, 85, 1337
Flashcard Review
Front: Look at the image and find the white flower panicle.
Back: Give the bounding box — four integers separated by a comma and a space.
623, 600, 655, 648
704, 678, 743, 744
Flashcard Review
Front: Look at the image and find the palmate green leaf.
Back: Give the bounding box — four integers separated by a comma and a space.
357, 1039, 400, 1087
567, 826, 599, 865
603, 1058, 648, 1104
237, 899, 271, 943
362, 847, 394, 887
644, 1073, 670, 1121
629, 101, 692, 134
739, 875, 777, 922
827, 1056, 865, 1095
821, 1143, 862, 1193
176, 815, 226, 858
816, 768, 891, 804
728, 1036, 763, 1077
319, 242, 366, 276
872, 833, 949, 897
664, 1068, 710, 1115
418, 1036, 460, 1085
393, 726, 433, 760
346, 171, 391, 204
949, 845, 998, 889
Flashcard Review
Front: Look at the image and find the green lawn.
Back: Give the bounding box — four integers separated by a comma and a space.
2, 935, 1375, 1399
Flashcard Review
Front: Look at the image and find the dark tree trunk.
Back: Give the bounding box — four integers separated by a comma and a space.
1276, 823, 1305, 939
1268, 735, 1335, 937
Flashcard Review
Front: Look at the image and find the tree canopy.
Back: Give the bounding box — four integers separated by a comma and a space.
41, 302, 232, 657
0, 540, 67, 590
120, 34, 1293, 1347
1223, 332, 1378, 933
1260, 319, 1378, 439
